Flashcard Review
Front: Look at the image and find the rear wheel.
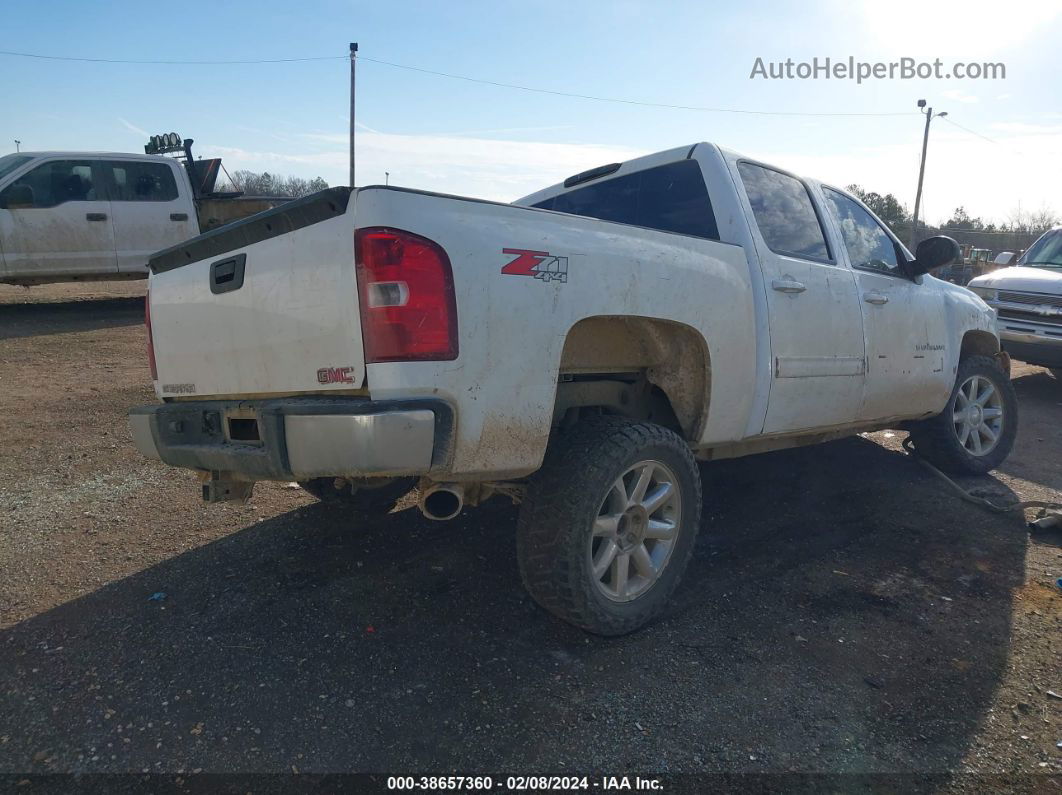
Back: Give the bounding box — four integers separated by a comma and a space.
907, 355, 1017, 475
517, 415, 702, 636
299, 476, 416, 516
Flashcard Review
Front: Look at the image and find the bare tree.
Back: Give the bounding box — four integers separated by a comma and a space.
218, 170, 329, 198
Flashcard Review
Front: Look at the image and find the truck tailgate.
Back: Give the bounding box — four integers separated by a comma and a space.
147, 188, 364, 397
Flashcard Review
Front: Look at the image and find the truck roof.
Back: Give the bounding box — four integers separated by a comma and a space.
10, 151, 174, 162
514, 141, 866, 213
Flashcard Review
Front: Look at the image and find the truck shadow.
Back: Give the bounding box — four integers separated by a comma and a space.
0, 437, 1026, 778
997, 367, 1062, 492
0, 296, 143, 340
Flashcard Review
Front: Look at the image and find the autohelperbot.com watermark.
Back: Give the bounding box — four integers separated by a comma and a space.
750, 56, 1005, 83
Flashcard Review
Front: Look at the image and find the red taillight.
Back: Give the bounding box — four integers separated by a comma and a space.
355, 227, 458, 363
145, 290, 158, 381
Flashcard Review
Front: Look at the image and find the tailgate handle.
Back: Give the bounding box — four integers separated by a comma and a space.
209, 253, 246, 295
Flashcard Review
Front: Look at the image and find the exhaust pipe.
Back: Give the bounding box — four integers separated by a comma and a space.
418, 483, 465, 521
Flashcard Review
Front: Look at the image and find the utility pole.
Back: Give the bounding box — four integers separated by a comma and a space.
910, 99, 947, 249
14, 140, 20, 152
349, 42, 358, 188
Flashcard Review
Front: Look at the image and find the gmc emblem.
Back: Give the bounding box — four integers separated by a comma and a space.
317, 366, 356, 384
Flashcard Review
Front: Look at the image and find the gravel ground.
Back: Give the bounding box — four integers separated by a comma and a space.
0, 283, 1059, 790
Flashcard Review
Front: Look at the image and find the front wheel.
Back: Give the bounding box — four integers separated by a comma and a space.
907, 355, 1018, 475
517, 416, 702, 636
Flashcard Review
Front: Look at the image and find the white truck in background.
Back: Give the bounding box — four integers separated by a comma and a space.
0, 139, 284, 286
968, 227, 1062, 375
129, 142, 1016, 635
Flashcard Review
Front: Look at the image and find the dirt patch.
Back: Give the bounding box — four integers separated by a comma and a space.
0, 283, 1059, 785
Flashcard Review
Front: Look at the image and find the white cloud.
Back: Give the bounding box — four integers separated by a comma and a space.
989, 121, 1062, 135
942, 89, 979, 104
855, 0, 1062, 54
204, 123, 1060, 226
118, 117, 149, 138
748, 122, 1062, 224
208, 131, 644, 202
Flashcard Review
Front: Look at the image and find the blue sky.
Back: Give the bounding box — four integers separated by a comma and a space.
2, 0, 1059, 223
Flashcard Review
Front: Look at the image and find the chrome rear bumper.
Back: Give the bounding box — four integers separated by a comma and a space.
129, 398, 452, 480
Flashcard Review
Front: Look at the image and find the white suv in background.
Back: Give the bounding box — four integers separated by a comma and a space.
969, 227, 1062, 375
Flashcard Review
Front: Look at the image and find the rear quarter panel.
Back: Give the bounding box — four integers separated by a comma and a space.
354, 188, 757, 479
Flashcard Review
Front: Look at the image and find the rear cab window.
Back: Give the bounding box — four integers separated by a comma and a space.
737, 161, 832, 263
105, 160, 179, 202
532, 160, 719, 240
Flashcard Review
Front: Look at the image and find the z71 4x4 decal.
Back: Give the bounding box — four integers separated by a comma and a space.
501, 248, 568, 284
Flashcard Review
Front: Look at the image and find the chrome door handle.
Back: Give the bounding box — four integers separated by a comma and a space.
772, 278, 806, 294
863, 291, 889, 305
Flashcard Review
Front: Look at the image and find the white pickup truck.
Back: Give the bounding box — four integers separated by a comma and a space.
968, 227, 1062, 375
129, 143, 1016, 635
0, 150, 280, 286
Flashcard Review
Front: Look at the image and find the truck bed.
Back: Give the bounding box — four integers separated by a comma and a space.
146, 180, 757, 478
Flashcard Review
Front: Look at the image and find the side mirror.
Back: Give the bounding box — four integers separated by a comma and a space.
0, 183, 35, 209
906, 235, 961, 277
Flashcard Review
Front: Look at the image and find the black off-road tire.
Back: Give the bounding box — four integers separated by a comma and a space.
516, 415, 702, 636
299, 476, 416, 516
907, 355, 1018, 475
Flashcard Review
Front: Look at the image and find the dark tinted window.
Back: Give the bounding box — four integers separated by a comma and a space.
533, 160, 718, 240
0, 160, 99, 208
823, 188, 904, 275
738, 162, 830, 261
0, 154, 32, 183
106, 161, 179, 202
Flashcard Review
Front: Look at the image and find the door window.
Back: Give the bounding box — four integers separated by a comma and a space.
0, 160, 99, 208
738, 162, 831, 262
823, 188, 905, 276
105, 161, 179, 202
0, 154, 32, 183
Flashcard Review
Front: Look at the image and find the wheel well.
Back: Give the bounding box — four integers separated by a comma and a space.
960, 330, 1000, 360
553, 316, 710, 440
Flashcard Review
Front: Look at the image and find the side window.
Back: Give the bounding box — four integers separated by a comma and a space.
533, 160, 719, 240
823, 188, 904, 276
0, 160, 99, 208
106, 161, 179, 202
737, 162, 831, 262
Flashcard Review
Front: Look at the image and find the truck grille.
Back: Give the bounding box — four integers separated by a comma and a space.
994, 289, 1062, 328
997, 308, 1062, 328
998, 290, 1062, 309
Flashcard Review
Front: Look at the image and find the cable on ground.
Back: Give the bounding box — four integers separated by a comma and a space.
901, 437, 1062, 529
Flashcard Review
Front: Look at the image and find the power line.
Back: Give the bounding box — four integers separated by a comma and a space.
0, 48, 914, 118
939, 115, 1003, 146
939, 115, 1036, 162
357, 56, 914, 117
0, 49, 344, 65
